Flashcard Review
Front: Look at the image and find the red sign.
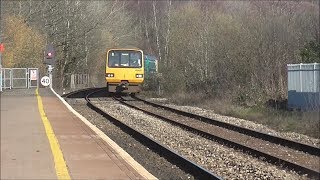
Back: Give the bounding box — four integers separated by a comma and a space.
0, 43, 4, 53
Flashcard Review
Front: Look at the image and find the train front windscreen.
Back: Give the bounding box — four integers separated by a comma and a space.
108, 50, 142, 68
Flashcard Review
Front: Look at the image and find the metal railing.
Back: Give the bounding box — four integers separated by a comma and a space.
0, 68, 39, 90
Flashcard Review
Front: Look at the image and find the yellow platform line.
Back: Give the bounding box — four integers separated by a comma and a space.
36, 88, 71, 180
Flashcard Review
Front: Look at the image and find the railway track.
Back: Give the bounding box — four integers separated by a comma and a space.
64, 88, 222, 180
114, 95, 320, 178
63, 88, 320, 178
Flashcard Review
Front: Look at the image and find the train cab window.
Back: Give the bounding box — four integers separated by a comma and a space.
108, 50, 142, 68
108, 52, 120, 67
120, 53, 130, 66
130, 52, 141, 67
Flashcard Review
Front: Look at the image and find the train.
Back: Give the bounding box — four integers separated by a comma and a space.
144, 54, 158, 77
105, 48, 158, 94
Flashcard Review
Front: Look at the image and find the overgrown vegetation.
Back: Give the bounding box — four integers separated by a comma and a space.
168, 93, 320, 138
300, 40, 320, 63
2, 16, 46, 74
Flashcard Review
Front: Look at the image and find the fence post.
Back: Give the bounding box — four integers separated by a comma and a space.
299, 63, 302, 92
70, 74, 75, 89
0, 66, 2, 92
87, 74, 89, 86
3, 68, 5, 89
37, 68, 39, 88
10, 69, 12, 89
27, 68, 30, 89
314, 63, 316, 92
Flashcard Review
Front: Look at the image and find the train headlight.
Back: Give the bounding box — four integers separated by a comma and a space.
106, 73, 114, 77
136, 74, 143, 78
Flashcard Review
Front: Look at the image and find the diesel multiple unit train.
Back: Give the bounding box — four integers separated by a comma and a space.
105, 48, 157, 93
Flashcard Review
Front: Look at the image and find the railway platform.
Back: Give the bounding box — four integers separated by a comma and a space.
1, 88, 155, 180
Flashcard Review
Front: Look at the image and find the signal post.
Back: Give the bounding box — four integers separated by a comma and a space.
43, 44, 55, 88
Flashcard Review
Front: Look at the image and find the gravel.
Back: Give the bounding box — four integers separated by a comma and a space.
93, 99, 307, 180
123, 100, 319, 171
147, 98, 319, 147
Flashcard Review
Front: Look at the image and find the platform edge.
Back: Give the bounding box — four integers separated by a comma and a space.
36, 88, 71, 180
50, 88, 158, 180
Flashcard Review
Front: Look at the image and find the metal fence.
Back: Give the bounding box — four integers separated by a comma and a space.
287, 63, 320, 110
2, 68, 12, 89
12, 68, 28, 88
1, 68, 39, 90
63, 73, 90, 89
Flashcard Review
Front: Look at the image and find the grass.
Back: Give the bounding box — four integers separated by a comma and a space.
162, 92, 320, 139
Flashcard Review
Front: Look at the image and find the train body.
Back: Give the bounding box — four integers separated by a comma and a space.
106, 48, 144, 93
144, 54, 158, 78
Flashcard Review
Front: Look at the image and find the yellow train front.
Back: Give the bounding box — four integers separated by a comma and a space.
106, 48, 144, 93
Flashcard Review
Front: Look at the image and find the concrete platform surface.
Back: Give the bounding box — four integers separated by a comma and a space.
1, 88, 155, 180
1, 89, 56, 179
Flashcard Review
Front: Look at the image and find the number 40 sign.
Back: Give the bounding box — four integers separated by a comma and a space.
40, 76, 51, 86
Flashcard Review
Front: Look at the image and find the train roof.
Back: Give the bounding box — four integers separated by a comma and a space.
106, 45, 142, 51
144, 54, 157, 60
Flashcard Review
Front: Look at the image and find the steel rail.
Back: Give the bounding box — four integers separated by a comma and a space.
79, 89, 223, 180
118, 97, 320, 178
62, 87, 108, 98
133, 96, 320, 157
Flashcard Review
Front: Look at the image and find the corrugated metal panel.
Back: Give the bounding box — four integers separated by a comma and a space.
314, 64, 320, 92
287, 63, 320, 93
287, 63, 320, 111
287, 64, 300, 91
301, 66, 313, 92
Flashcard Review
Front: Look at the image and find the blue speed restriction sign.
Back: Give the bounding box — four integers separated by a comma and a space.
41, 76, 51, 86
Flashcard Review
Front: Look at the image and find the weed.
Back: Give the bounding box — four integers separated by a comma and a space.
167, 93, 320, 138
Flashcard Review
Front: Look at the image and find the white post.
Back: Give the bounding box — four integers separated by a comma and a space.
0, 53, 2, 92
26, 68, 29, 89
0, 0, 2, 92
299, 63, 302, 92
37, 68, 39, 88
70, 74, 75, 89
10, 69, 12, 89
314, 63, 316, 92
48, 65, 53, 89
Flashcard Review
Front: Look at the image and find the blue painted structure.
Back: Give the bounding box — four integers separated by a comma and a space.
287, 63, 320, 111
